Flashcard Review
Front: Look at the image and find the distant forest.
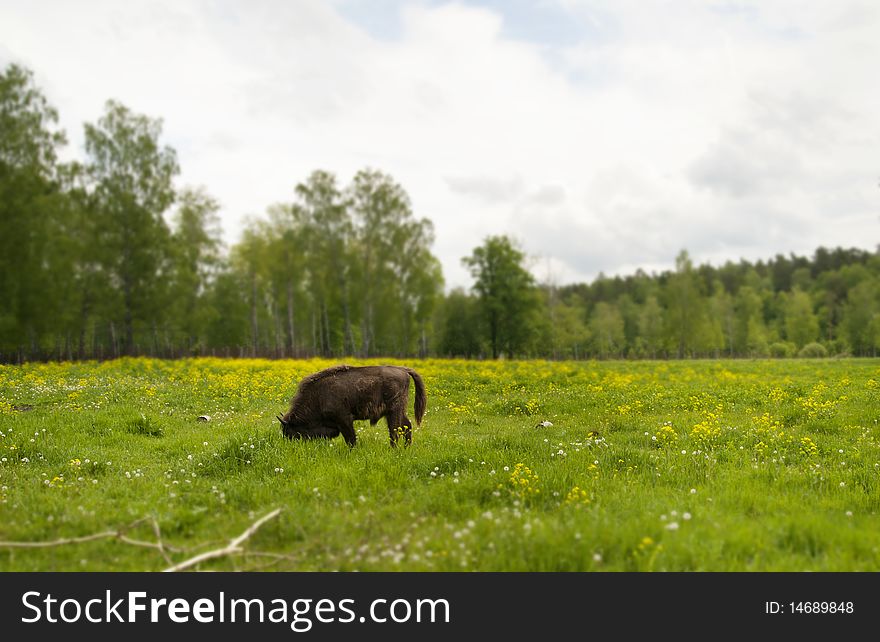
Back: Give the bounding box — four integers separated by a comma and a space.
2, 63, 880, 362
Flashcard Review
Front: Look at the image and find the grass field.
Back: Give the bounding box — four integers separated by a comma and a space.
1, 357, 879, 571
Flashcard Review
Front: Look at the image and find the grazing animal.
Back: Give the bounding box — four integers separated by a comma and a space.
277, 365, 426, 447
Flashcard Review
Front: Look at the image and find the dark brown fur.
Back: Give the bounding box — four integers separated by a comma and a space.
277, 365, 427, 447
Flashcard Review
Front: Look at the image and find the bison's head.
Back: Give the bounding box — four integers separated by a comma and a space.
277, 414, 299, 439
277, 414, 339, 440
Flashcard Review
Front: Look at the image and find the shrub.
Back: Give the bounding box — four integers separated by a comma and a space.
798, 342, 828, 358
769, 341, 795, 358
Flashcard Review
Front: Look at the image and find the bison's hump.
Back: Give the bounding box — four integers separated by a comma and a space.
297, 364, 353, 389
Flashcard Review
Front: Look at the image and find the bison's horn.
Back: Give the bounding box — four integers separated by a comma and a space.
276, 414, 286, 425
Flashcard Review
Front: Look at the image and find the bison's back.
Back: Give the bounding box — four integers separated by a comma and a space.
293, 365, 410, 417
297, 365, 408, 393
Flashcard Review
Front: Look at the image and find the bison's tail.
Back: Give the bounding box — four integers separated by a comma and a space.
407, 368, 427, 426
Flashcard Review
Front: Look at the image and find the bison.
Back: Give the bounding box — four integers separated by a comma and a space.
277, 365, 426, 447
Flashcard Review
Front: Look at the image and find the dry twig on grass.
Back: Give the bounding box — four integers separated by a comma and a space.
162, 508, 282, 573
0, 509, 283, 571
0, 516, 184, 554
0, 530, 121, 548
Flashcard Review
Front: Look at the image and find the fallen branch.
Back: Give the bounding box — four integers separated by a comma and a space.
0, 512, 281, 571
148, 517, 172, 564
162, 508, 282, 573
0, 518, 183, 553
0, 531, 119, 548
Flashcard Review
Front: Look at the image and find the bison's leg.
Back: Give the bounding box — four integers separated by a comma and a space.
339, 416, 357, 448
386, 412, 401, 447
386, 408, 413, 447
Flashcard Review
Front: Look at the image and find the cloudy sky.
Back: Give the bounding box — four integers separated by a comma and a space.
1, 0, 878, 288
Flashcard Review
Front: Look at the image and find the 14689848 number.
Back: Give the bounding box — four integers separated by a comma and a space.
790, 602, 854, 614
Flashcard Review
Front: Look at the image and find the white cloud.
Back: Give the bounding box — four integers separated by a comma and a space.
445, 174, 525, 203
1, 0, 877, 290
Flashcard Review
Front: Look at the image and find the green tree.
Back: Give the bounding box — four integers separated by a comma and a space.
0, 64, 68, 358
590, 302, 625, 358
842, 279, 878, 355
349, 169, 405, 355
405, 250, 444, 357
47, 164, 101, 359
538, 287, 590, 360
217, 168, 445, 359
438, 288, 483, 357
735, 286, 769, 356
203, 270, 250, 352
638, 294, 665, 358
699, 299, 726, 357
791, 266, 812, 291
617, 293, 639, 355
463, 236, 537, 359
261, 203, 308, 356
169, 187, 222, 353
231, 222, 272, 355
84, 100, 179, 355
348, 169, 442, 356
294, 171, 354, 356
815, 269, 848, 342
784, 288, 819, 349
664, 250, 704, 358
552, 300, 590, 359
708, 285, 735, 356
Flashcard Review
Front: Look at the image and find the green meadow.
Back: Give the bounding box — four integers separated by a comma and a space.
1, 357, 879, 571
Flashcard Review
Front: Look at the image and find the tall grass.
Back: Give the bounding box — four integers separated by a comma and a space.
1, 357, 878, 571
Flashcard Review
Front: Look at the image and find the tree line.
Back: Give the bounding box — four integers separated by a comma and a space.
440, 244, 880, 360
1, 63, 444, 361
2, 63, 879, 362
